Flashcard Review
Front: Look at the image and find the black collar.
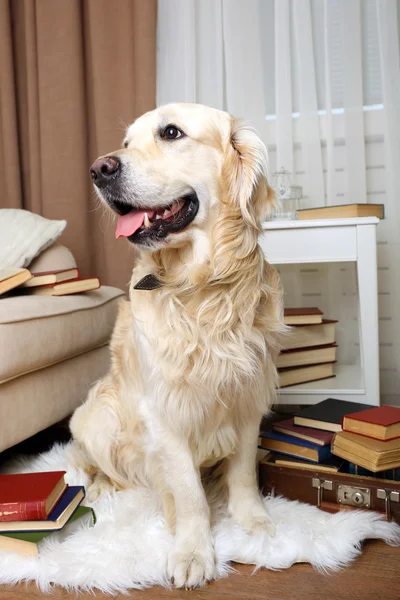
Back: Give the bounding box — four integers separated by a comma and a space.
133, 274, 163, 291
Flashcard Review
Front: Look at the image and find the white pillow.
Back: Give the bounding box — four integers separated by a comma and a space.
0, 209, 67, 269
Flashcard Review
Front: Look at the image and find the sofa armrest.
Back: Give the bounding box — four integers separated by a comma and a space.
29, 243, 77, 272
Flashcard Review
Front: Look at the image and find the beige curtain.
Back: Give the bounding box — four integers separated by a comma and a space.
0, 0, 157, 290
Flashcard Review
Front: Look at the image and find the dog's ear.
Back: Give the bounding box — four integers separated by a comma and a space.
222, 119, 275, 228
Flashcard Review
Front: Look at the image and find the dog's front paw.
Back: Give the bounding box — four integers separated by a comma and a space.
230, 498, 276, 537
86, 473, 115, 503
167, 534, 216, 588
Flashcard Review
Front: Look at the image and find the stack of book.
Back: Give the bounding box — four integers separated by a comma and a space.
260, 398, 374, 474
278, 307, 337, 387
0, 471, 94, 557
332, 405, 400, 479
0, 266, 100, 296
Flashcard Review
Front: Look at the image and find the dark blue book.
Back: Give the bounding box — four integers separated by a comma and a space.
0, 486, 85, 534
259, 430, 332, 463
348, 463, 400, 481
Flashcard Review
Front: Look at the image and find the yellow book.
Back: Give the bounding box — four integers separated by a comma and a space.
0, 267, 32, 295
297, 203, 384, 221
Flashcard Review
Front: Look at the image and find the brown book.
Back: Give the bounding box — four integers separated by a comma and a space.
332, 431, 400, 472
284, 307, 323, 325
277, 343, 337, 369
342, 406, 400, 441
278, 362, 335, 388
282, 319, 337, 351
0, 267, 32, 295
25, 277, 100, 296
297, 203, 384, 221
21, 268, 79, 288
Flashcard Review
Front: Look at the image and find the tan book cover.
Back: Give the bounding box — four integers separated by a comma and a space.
281, 320, 337, 351
297, 203, 384, 221
277, 343, 337, 369
0, 267, 32, 295
26, 277, 100, 296
278, 362, 336, 388
284, 307, 323, 325
332, 431, 400, 471
22, 268, 79, 288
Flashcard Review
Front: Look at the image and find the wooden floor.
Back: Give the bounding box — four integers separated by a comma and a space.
0, 541, 398, 600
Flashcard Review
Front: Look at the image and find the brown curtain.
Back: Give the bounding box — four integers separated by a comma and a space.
0, 0, 157, 290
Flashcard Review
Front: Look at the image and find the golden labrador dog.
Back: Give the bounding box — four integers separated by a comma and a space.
70, 103, 284, 588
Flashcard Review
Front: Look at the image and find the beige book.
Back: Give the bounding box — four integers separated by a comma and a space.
282, 320, 337, 351
332, 431, 400, 471
277, 344, 337, 369
0, 267, 32, 295
297, 203, 384, 221
279, 362, 335, 388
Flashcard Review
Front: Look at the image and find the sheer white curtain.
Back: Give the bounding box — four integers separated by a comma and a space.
157, 0, 400, 404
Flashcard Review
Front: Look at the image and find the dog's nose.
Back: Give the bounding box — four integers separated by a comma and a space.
90, 156, 120, 187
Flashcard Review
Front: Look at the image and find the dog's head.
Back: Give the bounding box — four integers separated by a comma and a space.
90, 103, 275, 253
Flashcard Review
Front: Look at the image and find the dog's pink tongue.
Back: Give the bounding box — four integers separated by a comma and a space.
116, 211, 145, 239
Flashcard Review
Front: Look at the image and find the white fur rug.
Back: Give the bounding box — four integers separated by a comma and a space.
0, 442, 399, 593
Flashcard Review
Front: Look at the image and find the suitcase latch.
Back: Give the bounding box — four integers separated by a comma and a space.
312, 478, 333, 507
337, 485, 371, 508
377, 489, 400, 521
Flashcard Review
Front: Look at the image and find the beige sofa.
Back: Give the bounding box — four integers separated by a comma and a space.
0, 244, 126, 453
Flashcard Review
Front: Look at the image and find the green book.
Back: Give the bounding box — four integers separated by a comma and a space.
0, 505, 95, 557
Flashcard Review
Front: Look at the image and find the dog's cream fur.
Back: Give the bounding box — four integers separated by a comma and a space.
70, 103, 284, 588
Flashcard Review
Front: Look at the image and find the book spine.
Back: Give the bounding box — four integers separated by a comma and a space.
0, 500, 46, 522
317, 445, 332, 461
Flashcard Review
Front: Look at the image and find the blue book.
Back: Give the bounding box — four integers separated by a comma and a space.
259, 430, 332, 463
0, 486, 85, 534
348, 463, 400, 481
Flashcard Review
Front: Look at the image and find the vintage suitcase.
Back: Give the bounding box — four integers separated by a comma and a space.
259, 459, 400, 523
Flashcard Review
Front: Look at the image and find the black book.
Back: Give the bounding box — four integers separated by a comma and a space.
294, 398, 373, 433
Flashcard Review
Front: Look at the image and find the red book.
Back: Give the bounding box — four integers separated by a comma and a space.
272, 418, 334, 446
343, 406, 400, 441
0, 472, 66, 522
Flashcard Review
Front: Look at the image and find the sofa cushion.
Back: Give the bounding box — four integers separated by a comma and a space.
0, 287, 126, 384
29, 244, 77, 273
0, 209, 66, 269
0, 346, 110, 453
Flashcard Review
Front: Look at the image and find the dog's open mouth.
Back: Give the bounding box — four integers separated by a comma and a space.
112, 192, 199, 244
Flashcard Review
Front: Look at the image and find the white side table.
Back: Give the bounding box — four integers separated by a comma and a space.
260, 217, 380, 406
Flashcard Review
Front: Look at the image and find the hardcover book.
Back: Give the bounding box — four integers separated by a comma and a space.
276, 344, 337, 369
343, 406, 400, 441
283, 307, 323, 325
25, 277, 100, 296
272, 418, 334, 446
332, 431, 400, 472
0, 471, 66, 522
0, 505, 95, 558
278, 362, 335, 388
281, 320, 337, 351
294, 398, 373, 433
21, 268, 79, 288
297, 203, 384, 221
0, 267, 31, 295
259, 430, 332, 463
261, 452, 344, 473
0, 486, 85, 533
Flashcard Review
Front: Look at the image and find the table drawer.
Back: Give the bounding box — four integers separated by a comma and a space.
259, 225, 357, 264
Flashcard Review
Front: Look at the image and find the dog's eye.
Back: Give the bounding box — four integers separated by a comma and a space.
161, 125, 184, 140
123, 141, 129, 148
